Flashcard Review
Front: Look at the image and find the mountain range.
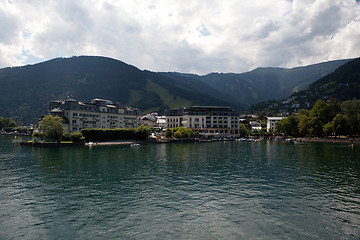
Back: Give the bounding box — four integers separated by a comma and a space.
250, 57, 360, 113
0, 56, 353, 124
161, 59, 350, 108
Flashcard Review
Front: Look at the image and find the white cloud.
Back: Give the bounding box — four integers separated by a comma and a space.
0, 0, 359, 74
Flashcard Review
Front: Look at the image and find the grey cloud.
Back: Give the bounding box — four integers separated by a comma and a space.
0, 0, 359, 74
0, 8, 20, 44
309, 4, 342, 36
250, 18, 280, 39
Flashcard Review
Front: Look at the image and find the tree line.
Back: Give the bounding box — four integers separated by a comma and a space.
0, 117, 33, 135
0, 117, 16, 131
275, 98, 360, 138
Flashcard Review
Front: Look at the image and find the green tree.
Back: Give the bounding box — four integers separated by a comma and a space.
298, 114, 309, 137
308, 100, 330, 137
174, 130, 182, 138
39, 115, 64, 143
332, 113, 348, 137
323, 122, 333, 137
32, 132, 45, 142
171, 127, 195, 139
0, 117, 16, 131
341, 99, 360, 136
252, 129, 260, 136
239, 123, 249, 137
136, 125, 152, 140
165, 128, 173, 138
275, 120, 283, 134
186, 129, 194, 138
181, 129, 189, 138
328, 98, 341, 120
298, 109, 310, 116
68, 132, 84, 142
172, 127, 179, 136
276, 115, 299, 136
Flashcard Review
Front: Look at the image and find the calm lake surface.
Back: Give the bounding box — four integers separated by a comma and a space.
0, 135, 359, 239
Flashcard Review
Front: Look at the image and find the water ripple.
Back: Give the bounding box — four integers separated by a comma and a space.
0, 137, 359, 239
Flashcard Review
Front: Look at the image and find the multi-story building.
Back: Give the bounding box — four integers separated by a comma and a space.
140, 113, 167, 129
249, 121, 262, 132
165, 106, 241, 138
48, 98, 141, 132
266, 117, 285, 133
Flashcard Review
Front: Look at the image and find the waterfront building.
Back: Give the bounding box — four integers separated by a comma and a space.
141, 114, 158, 128
48, 98, 141, 132
266, 117, 285, 132
165, 106, 241, 138
249, 121, 262, 132
165, 108, 184, 129
156, 116, 167, 129
141, 113, 167, 129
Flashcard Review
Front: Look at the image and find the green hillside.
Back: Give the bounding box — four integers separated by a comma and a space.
249, 57, 360, 113
294, 57, 360, 104
0, 56, 230, 124
0, 56, 354, 125
166, 59, 351, 107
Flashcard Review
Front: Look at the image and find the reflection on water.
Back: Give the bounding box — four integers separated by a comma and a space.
0, 135, 359, 239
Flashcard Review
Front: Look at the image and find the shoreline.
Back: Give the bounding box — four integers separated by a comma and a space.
296, 137, 360, 144
16, 136, 360, 147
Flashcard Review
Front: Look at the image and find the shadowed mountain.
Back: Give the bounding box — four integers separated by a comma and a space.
163, 59, 351, 108
292, 57, 360, 104
0, 56, 353, 124
0, 56, 231, 124
249, 57, 360, 113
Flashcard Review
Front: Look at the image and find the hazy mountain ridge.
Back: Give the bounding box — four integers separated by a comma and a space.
0, 56, 353, 124
164, 59, 351, 108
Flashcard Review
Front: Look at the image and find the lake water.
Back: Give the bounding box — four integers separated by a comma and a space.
0, 135, 359, 239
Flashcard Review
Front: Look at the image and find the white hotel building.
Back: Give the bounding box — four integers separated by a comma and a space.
266, 117, 285, 133
48, 98, 141, 132
166, 106, 241, 138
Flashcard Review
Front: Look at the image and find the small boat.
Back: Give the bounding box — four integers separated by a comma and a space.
236, 138, 247, 142
131, 143, 141, 148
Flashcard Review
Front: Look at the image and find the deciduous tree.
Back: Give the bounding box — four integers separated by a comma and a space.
341, 99, 360, 136
39, 115, 64, 143
239, 123, 249, 137
323, 122, 333, 137
0, 117, 16, 131
276, 115, 299, 136
308, 100, 330, 137
332, 113, 348, 137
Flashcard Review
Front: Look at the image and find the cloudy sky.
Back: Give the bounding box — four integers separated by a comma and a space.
1, 0, 360, 74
